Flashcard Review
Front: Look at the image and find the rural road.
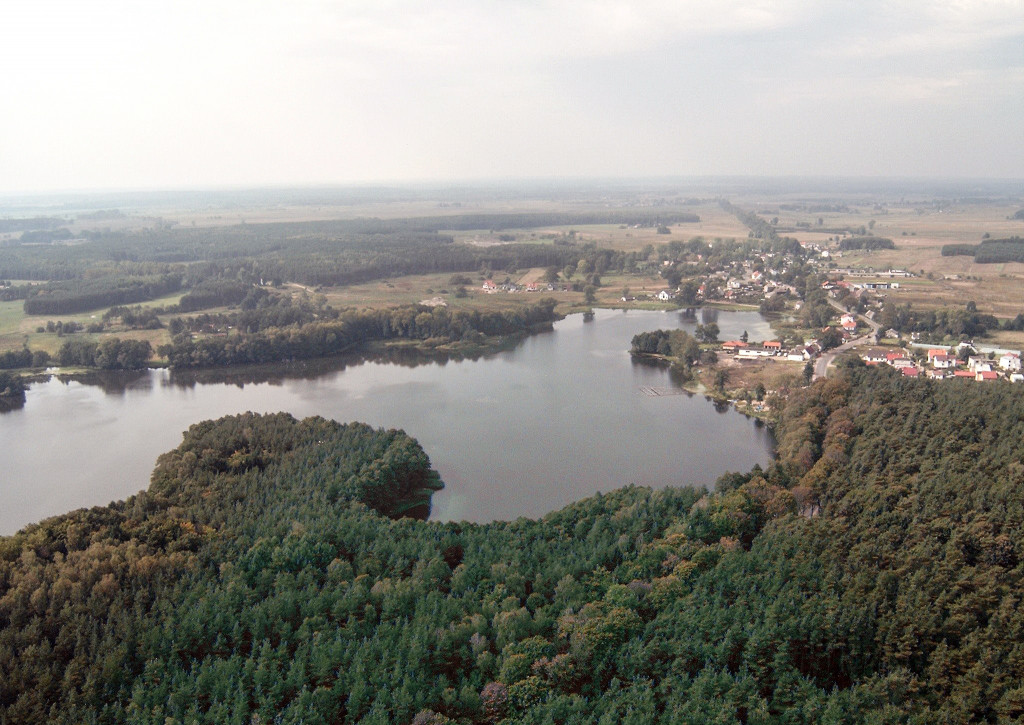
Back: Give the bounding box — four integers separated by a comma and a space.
814, 334, 873, 380
813, 299, 883, 381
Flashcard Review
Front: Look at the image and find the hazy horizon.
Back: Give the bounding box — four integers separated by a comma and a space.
4, 1, 1023, 193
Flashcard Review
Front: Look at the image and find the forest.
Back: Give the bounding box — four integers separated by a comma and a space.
1, 366, 1022, 723
941, 237, 1024, 263
837, 236, 895, 251
0, 211, 700, 316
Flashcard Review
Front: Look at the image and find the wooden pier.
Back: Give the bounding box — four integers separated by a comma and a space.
639, 386, 687, 397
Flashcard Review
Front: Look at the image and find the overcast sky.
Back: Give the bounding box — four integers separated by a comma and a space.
2, 0, 1022, 192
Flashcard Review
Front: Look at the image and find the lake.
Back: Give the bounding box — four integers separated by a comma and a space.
0, 308, 776, 535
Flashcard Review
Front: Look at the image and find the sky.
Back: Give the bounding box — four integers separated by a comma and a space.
1, 0, 1022, 192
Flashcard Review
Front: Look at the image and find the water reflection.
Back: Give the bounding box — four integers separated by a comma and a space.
163, 344, 508, 389
55, 369, 153, 396
0, 396, 25, 414
2, 308, 777, 535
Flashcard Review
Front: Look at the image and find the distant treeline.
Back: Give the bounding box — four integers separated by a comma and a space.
176, 278, 252, 312
22, 274, 182, 315
19, 228, 75, 244
0, 217, 66, 233
238, 211, 700, 235
941, 236, 1024, 263
159, 299, 560, 368
838, 236, 894, 251
719, 200, 778, 240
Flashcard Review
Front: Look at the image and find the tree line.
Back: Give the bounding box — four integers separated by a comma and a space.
941, 236, 1024, 263
837, 236, 894, 251
159, 299, 560, 369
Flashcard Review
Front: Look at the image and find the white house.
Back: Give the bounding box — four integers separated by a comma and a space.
968, 356, 992, 373
738, 347, 777, 359
999, 352, 1022, 371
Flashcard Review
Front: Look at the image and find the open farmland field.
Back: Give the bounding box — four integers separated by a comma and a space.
445, 202, 746, 252
767, 200, 1024, 318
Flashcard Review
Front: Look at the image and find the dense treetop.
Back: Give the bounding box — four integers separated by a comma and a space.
2, 365, 1023, 722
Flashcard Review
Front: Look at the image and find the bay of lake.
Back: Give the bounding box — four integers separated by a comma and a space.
0, 308, 776, 535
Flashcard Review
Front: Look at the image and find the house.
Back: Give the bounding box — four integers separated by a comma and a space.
901, 367, 920, 377
841, 318, 858, 333
1011, 373, 1024, 383
482, 280, 497, 292
738, 347, 777, 359
722, 340, 748, 353
932, 354, 954, 369
976, 370, 1000, 382
999, 352, 1022, 371
891, 358, 916, 369
861, 349, 888, 364
927, 369, 947, 379
763, 341, 783, 351
953, 370, 976, 379
926, 349, 948, 363
525, 282, 540, 292
968, 356, 992, 373
657, 290, 674, 301
885, 329, 900, 338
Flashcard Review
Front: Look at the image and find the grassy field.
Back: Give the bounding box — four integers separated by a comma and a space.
0, 290, 197, 357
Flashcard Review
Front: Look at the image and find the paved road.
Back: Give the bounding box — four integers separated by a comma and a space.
814, 334, 872, 380
813, 299, 883, 380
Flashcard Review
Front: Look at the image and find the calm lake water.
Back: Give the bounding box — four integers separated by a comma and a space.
0, 308, 775, 535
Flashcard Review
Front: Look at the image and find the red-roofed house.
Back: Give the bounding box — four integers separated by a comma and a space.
977, 370, 1000, 381
722, 341, 748, 353
902, 367, 920, 377
763, 341, 783, 351
954, 370, 976, 378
